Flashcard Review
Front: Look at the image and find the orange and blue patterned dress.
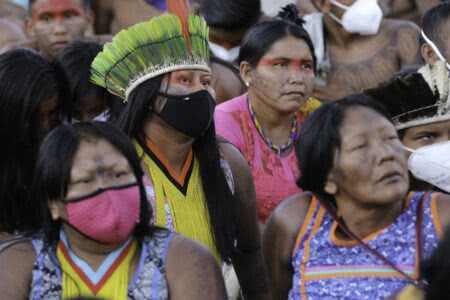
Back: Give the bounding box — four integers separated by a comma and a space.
289, 192, 443, 300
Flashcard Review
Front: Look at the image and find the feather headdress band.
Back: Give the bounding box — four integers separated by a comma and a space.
91, 0, 210, 101
365, 60, 450, 130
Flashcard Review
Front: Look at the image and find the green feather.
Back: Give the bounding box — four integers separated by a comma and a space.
91, 14, 210, 100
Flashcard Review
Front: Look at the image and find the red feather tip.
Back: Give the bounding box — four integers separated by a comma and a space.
166, 0, 192, 54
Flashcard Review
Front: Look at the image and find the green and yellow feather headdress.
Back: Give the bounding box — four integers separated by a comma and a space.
91, 0, 210, 101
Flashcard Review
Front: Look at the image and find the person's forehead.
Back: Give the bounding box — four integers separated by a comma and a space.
168, 69, 212, 77
406, 119, 450, 134
340, 106, 392, 136
31, 0, 85, 15
72, 139, 126, 170
263, 36, 312, 59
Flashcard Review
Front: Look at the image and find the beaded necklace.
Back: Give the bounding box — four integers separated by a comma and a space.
247, 96, 298, 156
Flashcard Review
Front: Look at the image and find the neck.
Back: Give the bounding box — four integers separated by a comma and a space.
62, 224, 125, 270
248, 90, 296, 137
143, 115, 194, 174
323, 15, 354, 48
334, 197, 404, 240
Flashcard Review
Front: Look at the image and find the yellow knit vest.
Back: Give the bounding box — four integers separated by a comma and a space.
57, 239, 138, 299
134, 138, 220, 262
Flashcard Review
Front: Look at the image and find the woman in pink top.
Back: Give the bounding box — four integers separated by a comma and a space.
214, 5, 318, 224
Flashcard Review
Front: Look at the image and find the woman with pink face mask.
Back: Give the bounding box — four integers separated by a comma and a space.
0, 122, 226, 300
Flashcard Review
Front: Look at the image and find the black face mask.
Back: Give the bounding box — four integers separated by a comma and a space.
156, 90, 216, 138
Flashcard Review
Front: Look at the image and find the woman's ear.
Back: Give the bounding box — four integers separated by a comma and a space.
239, 61, 253, 87
324, 172, 338, 195
324, 181, 337, 195
48, 200, 66, 221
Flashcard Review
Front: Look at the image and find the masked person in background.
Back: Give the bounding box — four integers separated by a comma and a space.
197, 0, 263, 103
365, 2, 450, 193
0, 122, 227, 299
302, 0, 423, 102
91, 1, 270, 299
55, 40, 124, 123
297, 0, 441, 25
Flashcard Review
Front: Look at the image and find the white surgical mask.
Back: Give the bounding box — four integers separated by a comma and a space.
209, 42, 240, 63
404, 141, 450, 192
329, 0, 383, 36
421, 30, 450, 72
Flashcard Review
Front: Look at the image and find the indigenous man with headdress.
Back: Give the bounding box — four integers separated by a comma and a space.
90, 1, 270, 299
365, 2, 450, 193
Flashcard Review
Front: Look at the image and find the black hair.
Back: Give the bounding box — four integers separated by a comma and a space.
29, 0, 91, 12
117, 78, 239, 263
421, 2, 450, 50
55, 39, 124, 122
32, 121, 152, 246
296, 94, 392, 202
421, 226, 450, 300
199, 0, 260, 31
238, 4, 317, 71
0, 48, 62, 233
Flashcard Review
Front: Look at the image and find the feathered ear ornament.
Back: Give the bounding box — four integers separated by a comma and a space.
418, 60, 450, 114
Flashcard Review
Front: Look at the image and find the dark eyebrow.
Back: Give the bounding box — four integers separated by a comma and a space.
413, 130, 438, 136
37, 11, 53, 17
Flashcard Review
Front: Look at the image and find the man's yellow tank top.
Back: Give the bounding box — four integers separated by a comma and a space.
134, 137, 220, 262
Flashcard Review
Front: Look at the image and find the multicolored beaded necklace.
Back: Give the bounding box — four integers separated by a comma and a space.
247, 97, 298, 156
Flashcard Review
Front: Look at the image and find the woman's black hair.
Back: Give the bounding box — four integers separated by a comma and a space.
296, 93, 392, 202
55, 39, 124, 122
0, 48, 62, 233
199, 0, 261, 31
117, 78, 239, 263
238, 4, 317, 71
33, 121, 152, 246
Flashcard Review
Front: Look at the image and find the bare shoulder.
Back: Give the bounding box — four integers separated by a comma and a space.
165, 235, 226, 300
267, 192, 312, 235
382, 18, 420, 32
0, 239, 35, 268
166, 234, 215, 262
0, 239, 36, 299
218, 140, 247, 170
218, 141, 254, 208
263, 192, 313, 299
218, 141, 252, 192
382, 18, 422, 66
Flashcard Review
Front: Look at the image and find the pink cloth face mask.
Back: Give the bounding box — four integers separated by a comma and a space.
65, 183, 141, 244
